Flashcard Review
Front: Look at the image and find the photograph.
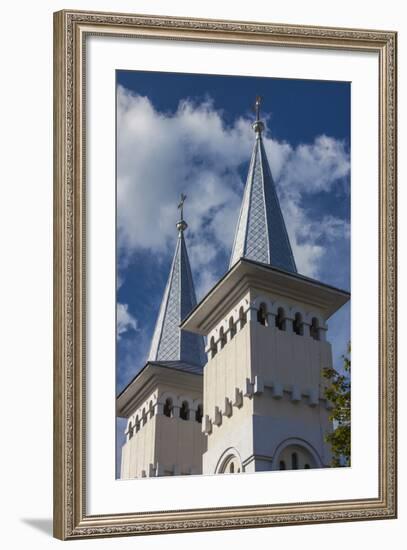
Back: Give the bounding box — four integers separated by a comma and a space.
115, 70, 351, 479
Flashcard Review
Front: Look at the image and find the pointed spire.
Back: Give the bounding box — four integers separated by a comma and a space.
148, 195, 206, 368
229, 98, 297, 273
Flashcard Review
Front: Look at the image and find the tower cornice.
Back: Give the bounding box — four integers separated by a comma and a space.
116, 362, 203, 419
181, 258, 350, 336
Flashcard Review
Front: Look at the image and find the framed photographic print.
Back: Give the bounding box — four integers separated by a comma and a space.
53, 9, 397, 540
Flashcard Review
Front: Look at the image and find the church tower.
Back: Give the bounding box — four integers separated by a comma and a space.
117, 198, 206, 478
181, 98, 350, 474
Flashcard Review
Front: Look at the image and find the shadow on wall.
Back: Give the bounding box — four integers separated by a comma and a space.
20, 518, 53, 537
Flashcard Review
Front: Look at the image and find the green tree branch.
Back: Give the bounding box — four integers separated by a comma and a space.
322, 343, 351, 467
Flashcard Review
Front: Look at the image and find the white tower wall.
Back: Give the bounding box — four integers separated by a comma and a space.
202, 290, 334, 475
119, 367, 206, 478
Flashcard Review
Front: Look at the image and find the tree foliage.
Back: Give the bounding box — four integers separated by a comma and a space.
322, 343, 351, 467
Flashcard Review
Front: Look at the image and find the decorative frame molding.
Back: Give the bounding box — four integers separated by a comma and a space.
53, 9, 397, 540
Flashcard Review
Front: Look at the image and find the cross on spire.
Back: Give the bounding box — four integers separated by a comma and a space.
178, 193, 187, 220
252, 95, 264, 136
254, 95, 262, 122
177, 193, 188, 233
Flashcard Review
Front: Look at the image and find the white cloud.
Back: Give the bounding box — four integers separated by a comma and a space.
270, 136, 350, 279
195, 269, 221, 302
117, 87, 350, 286
275, 135, 350, 197
117, 89, 248, 258
117, 303, 138, 339
281, 198, 350, 279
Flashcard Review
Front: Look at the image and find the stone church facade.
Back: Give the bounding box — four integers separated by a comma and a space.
116, 102, 350, 478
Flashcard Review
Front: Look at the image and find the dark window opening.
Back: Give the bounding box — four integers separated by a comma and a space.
195, 404, 203, 423
275, 307, 286, 331
219, 327, 226, 349
257, 303, 268, 326
310, 317, 320, 341
180, 401, 189, 421
239, 306, 247, 329
229, 317, 236, 339
293, 313, 303, 335
210, 336, 217, 358
163, 398, 173, 418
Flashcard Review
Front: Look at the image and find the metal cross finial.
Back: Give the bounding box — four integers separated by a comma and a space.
178, 193, 187, 220
254, 95, 262, 122
252, 96, 264, 137
176, 193, 188, 233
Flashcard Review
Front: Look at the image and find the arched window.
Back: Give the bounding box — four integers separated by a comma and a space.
142, 408, 147, 426
257, 302, 268, 326
310, 317, 320, 341
210, 336, 217, 358
217, 453, 242, 474
229, 317, 236, 339
135, 415, 140, 433
149, 400, 155, 418
293, 312, 303, 335
180, 401, 189, 421
239, 306, 247, 329
275, 443, 319, 471
195, 404, 203, 423
273, 441, 321, 470
163, 398, 173, 418
217, 455, 241, 474
275, 307, 286, 331
219, 327, 226, 349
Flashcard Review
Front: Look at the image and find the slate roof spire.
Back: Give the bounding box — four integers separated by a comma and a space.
229, 97, 297, 273
147, 195, 206, 369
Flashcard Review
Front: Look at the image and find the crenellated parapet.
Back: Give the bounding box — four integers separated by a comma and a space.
202, 377, 332, 436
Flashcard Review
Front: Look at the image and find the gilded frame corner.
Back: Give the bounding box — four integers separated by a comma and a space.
53, 9, 397, 540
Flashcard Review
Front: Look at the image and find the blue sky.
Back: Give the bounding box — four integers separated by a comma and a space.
115, 70, 350, 475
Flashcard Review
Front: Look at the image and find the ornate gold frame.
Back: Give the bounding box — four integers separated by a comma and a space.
53, 9, 397, 540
